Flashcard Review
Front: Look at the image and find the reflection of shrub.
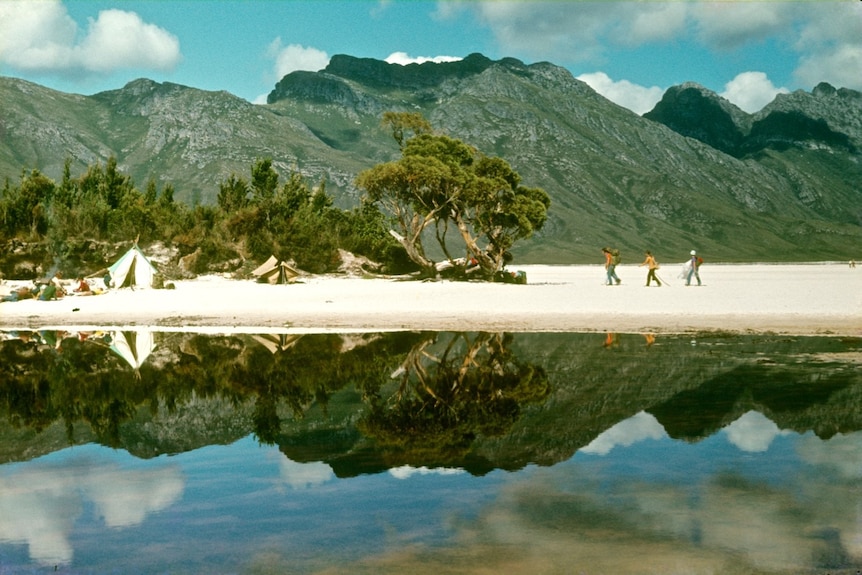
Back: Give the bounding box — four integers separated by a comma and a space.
360, 393, 522, 461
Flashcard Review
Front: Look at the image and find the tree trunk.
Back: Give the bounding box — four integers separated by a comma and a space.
388, 230, 436, 276
453, 216, 499, 278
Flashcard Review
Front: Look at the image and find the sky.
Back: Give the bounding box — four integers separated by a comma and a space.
1, 0, 861, 115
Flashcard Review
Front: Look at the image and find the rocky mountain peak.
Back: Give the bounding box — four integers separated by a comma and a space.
643, 82, 749, 156
813, 82, 838, 98
267, 53, 535, 105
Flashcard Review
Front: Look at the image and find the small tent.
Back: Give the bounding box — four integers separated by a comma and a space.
108, 244, 157, 288
252, 255, 299, 284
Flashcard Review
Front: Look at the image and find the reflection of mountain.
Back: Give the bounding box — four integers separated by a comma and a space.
476, 333, 862, 468
0, 331, 860, 473
648, 362, 861, 441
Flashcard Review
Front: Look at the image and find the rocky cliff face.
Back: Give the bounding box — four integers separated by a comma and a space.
642, 83, 750, 157
2, 54, 861, 262
643, 81, 860, 158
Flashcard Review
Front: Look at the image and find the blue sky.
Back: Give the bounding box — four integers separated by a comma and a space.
1, 0, 861, 114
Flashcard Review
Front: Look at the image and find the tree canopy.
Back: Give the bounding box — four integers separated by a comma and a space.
356, 113, 550, 280
0, 156, 407, 279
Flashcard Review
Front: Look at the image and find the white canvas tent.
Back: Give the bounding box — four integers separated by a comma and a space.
109, 330, 155, 370
252, 255, 299, 284
108, 244, 157, 288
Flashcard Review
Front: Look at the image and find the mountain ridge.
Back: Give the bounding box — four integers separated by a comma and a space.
2, 53, 860, 262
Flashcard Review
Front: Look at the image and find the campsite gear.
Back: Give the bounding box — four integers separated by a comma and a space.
109, 245, 157, 288
252, 255, 300, 284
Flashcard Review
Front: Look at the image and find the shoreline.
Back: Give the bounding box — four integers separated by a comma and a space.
1, 264, 860, 336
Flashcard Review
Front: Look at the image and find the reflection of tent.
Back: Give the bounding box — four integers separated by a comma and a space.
109, 330, 155, 369
249, 333, 303, 353
252, 255, 299, 284
108, 244, 157, 288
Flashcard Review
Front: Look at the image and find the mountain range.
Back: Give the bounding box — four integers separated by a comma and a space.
2, 53, 860, 263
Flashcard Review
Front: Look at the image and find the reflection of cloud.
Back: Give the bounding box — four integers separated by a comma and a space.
581, 411, 666, 455
277, 458, 333, 489
797, 431, 862, 479
0, 452, 183, 566
83, 467, 183, 527
388, 466, 465, 479
723, 411, 789, 453
350, 457, 862, 574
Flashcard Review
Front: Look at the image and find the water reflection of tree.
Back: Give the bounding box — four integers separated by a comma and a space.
0, 335, 142, 447
358, 332, 550, 466
0, 330, 425, 451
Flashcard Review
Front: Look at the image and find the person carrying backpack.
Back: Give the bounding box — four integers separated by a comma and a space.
602, 247, 621, 285
686, 250, 702, 286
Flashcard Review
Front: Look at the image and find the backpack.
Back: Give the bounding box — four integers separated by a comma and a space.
610, 248, 621, 265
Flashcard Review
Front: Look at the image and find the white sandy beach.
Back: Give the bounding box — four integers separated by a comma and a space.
1, 264, 860, 336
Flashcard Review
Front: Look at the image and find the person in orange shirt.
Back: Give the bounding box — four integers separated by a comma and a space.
640, 251, 661, 286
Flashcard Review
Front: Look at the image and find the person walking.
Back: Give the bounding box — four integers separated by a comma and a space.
686, 250, 702, 286
640, 251, 661, 286
602, 247, 621, 285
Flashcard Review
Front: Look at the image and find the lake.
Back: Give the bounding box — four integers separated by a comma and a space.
1, 329, 860, 574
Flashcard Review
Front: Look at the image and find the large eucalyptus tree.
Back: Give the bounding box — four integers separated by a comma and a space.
356, 112, 550, 279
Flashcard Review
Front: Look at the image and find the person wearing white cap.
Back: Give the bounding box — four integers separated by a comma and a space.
686, 250, 702, 286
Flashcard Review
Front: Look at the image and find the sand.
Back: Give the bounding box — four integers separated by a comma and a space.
1, 263, 860, 336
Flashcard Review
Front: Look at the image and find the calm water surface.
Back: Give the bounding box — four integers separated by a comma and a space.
0, 330, 860, 574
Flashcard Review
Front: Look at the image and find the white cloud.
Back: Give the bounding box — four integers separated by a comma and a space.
615, 3, 688, 46
465, 2, 862, 93
266, 38, 330, 79
796, 44, 862, 92
470, 2, 691, 64
74, 9, 180, 73
792, 3, 862, 91
0, 0, 77, 70
577, 72, 664, 115
469, 2, 793, 62
385, 51, 462, 66
0, 0, 180, 76
720, 71, 789, 113
690, 2, 791, 50
256, 39, 330, 103
581, 411, 667, 456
